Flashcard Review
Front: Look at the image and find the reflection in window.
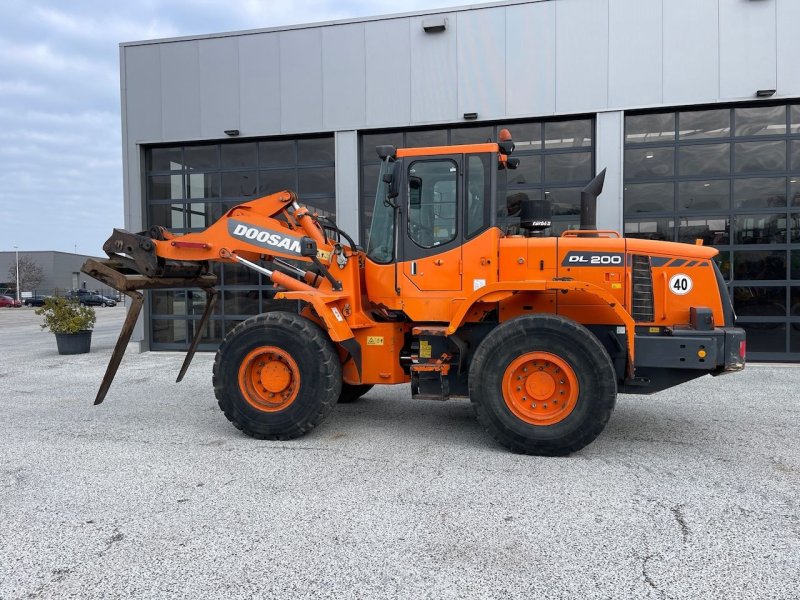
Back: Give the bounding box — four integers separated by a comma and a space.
149, 174, 183, 201
625, 147, 674, 179
679, 109, 730, 140
222, 171, 257, 197
221, 143, 257, 168
735, 105, 786, 137
544, 120, 592, 148
678, 143, 730, 176
298, 166, 335, 196
734, 250, 787, 280
545, 187, 582, 216
259, 139, 296, 166
504, 122, 542, 149
734, 214, 787, 244
184, 145, 219, 170
735, 140, 786, 173
150, 147, 183, 171
624, 219, 674, 241
677, 217, 729, 245
733, 286, 786, 317
152, 319, 188, 344
258, 169, 296, 195
544, 152, 592, 183
626, 113, 674, 144
737, 323, 786, 353
678, 180, 729, 211
624, 182, 673, 214
507, 155, 541, 187
405, 129, 447, 148
150, 203, 185, 229
733, 178, 786, 209
451, 126, 493, 145
187, 173, 219, 199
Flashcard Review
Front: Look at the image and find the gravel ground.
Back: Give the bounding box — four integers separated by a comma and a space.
0, 306, 798, 599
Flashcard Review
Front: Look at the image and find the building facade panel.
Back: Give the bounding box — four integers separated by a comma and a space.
123, 44, 162, 142
364, 18, 412, 127
160, 41, 201, 140
322, 23, 367, 130
279, 28, 323, 133
719, 0, 776, 100
409, 12, 458, 123
238, 33, 282, 135
555, 0, 609, 114
505, 1, 556, 117
456, 7, 506, 120
608, 0, 662, 108
776, 0, 800, 98
198, 37, 240, 138
662, 0, 719, 106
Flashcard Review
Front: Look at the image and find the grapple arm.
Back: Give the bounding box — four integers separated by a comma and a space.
81, 189, 347, 405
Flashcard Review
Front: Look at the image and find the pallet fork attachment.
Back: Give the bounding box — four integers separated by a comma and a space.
81, 258, 218, 405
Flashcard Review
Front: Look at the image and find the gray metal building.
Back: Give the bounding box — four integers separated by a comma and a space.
120, 0, 800, 360
0, 251, 105, 296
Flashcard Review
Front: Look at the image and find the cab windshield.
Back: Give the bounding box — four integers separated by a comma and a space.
366, 159, 395, 263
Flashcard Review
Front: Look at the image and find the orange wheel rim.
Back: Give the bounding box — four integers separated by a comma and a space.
238, 346, 300, 412
501, 352, 579, 425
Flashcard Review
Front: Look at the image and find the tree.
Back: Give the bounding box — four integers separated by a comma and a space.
8, 256, 44, 293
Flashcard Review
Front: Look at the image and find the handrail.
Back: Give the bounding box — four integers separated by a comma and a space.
560, 230, 621, 238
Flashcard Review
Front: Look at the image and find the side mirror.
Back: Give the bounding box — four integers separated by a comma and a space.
383, 160, 401, 199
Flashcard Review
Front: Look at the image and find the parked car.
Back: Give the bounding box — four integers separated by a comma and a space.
0, 295, 21, 308
23, 295, 52, 307
77, 294, 116, 307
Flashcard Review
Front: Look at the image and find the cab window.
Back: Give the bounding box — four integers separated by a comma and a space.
407, 159, 458, 248
466, 154, 491, 238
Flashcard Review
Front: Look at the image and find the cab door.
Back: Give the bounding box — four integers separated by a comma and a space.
401, 156, 462, 291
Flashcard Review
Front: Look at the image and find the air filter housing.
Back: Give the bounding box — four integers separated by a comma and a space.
519, 198, 552, 233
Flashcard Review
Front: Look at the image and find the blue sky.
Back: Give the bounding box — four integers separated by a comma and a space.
0, 0, 468, 255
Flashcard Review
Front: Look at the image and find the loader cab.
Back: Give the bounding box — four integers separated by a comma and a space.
365, 140, 505, 295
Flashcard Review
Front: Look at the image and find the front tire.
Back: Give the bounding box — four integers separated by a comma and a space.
469, 314, 617, 456
213, 312, 342, 439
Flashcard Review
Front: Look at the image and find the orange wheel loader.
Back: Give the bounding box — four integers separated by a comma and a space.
82, 130, 745, 455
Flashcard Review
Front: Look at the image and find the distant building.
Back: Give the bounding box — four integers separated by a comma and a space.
0, 251, 105, 296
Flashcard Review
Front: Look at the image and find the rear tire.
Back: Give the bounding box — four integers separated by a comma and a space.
338, 383, 373, 403
213, 311, 342, 439
469, 314, 617, 456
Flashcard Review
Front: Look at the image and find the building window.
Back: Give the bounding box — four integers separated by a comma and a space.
623, 102, 800, 360
358, 118, 595, 243
145, 135, 335, 350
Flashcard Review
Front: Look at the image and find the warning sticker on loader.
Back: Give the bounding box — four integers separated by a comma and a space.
367, 336, 384, 346
419, 340, 432, 359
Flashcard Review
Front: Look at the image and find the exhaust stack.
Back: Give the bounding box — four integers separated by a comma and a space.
579, 168, 606, 235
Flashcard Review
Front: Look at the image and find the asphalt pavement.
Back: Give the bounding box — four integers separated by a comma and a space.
0, 306, 798, 599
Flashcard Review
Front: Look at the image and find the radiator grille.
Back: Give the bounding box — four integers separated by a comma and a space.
630, 254, 655, 322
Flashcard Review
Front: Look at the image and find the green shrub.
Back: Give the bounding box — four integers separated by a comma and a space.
36, 297, 96, 334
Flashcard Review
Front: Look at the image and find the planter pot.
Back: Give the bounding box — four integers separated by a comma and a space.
55, 330, 92, 355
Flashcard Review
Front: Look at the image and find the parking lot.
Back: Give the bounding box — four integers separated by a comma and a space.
0, 306, 798, 599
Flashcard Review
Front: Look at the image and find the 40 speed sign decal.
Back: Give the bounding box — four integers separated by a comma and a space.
669, 273, 693, 295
